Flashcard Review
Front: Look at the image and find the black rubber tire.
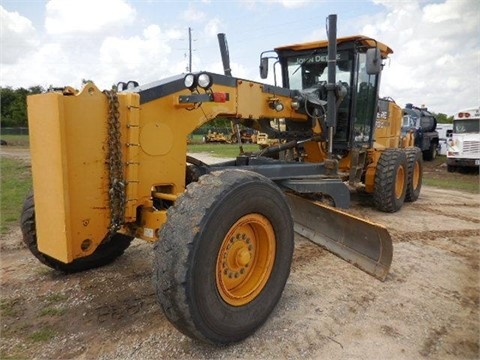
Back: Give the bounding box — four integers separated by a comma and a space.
447, 165, 456, 173
153, 169, 294, 344
373, 149, 408, 213
405, 147, 423, 202
423, 142, 437, 161
20, 192, 133, 273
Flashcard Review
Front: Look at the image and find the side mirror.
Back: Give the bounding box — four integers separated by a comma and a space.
366, 48, 382, 75
260, 57, 269, 79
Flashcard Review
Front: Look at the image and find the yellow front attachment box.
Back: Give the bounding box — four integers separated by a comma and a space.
27, 84, 136, 263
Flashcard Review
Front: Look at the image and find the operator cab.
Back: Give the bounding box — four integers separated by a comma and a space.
261, 36, 393, 153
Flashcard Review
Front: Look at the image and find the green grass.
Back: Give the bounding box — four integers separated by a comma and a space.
0, 299, 19, 317
0, 134, 30, 147
0, 157, 32, 233
189, 134, 204, 143
188, 143, 260, 158
40, 307, 66, 317
28, 328, 56, 342
423, 176, 479, 193
44, 293, 68, 304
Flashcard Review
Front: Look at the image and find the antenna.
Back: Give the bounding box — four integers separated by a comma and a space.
188, 27, 192, 72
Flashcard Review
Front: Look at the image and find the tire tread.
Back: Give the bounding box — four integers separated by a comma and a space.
373, 149, 408, 212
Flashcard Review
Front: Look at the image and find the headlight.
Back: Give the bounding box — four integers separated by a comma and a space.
116, 81, 138, 91
274, 102, 284, 112
197, 72, 212, 89
184, 73, 196, 89
126, 81, 138, 90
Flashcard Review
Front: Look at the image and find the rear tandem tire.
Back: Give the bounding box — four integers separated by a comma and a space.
20, 192, 133, 273
153, 169, 294, 344
405, 147, 423, 202
373, 149, 408, 213
423, 142, 437, 161
447, 165, 456, 173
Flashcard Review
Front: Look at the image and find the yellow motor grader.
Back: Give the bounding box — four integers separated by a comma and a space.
203, 130, 229, 143
22, 15, 422, 344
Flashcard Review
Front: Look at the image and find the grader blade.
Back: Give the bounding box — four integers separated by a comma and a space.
286, 193, 392, 281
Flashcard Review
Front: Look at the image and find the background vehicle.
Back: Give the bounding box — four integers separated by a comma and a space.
256, 119, 286, 147
447, 106, 480, 172
22, 15, 420, 345
203, 130, 229, 143
230, 123, 256, 143
402, 103, 439, 160
436, 123, 453, 155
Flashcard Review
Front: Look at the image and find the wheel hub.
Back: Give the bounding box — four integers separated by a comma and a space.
220, 234, 254, 279
236, 247, 251, 267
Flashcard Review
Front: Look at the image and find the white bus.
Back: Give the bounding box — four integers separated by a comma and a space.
447, 106, 480, 172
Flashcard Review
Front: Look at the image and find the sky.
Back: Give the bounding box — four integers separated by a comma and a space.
1, 0, 479, 116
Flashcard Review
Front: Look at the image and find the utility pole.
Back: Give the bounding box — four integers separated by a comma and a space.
188, 27, 192, 72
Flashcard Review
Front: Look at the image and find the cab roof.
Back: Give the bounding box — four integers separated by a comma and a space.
274, 35, 393, 58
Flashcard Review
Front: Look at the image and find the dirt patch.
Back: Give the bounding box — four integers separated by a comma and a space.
1, 150, 479, 359
0, 147, 31, 161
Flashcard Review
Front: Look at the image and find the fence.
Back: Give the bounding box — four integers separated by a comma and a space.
1, 127, 29, 135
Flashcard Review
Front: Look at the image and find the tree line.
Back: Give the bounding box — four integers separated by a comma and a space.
434, 113, 454, 123
1, 86, 44, 127
1, 85, 453, 128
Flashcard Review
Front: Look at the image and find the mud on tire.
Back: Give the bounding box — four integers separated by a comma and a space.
153, 169, 294, 344
373, 149, 408, 213
20, 192, 133, 273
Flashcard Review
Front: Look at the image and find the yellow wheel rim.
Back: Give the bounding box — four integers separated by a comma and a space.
395, 165, 405, 199
412, 161, 420, 190
216, 214, 276, 306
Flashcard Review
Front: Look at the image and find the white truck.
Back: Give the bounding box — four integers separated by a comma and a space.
447, 106, 480, 172
437, 123, 453, 155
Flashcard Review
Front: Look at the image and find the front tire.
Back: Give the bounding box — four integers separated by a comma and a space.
20, 192, 133, 273
153, 170, 294, 344
373, 149, 408, 212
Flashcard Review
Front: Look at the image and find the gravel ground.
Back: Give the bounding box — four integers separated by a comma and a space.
1, 150, 479, 359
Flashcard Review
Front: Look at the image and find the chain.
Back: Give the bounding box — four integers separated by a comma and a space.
103, 90, 126, 235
